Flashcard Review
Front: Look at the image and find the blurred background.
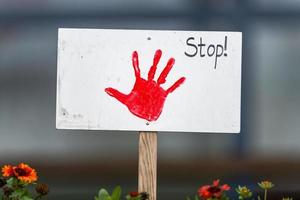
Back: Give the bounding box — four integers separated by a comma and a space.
1, 0, 300, 199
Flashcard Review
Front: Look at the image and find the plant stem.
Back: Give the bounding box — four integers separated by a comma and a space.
264, 189, 267, 200
34, 194, 43, 200
257, 195, 261, 200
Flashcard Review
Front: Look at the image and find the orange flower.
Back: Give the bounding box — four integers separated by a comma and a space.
2, 165, 14, 177
13, 163, 38, 183
198, 179, 230, 199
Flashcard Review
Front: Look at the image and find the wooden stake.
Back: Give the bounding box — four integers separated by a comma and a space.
138, 131, 157, 200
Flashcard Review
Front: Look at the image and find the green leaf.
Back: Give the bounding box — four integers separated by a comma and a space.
98, 189, 111, 200
10, 188, 27, 198
194, 195, 200, 200
186, 196, 191, 200
21, 196, 34, 200
111, 186, 121, 200
125, 195, 131, 200
5, 177, 16, 188
125, 195, 141, 200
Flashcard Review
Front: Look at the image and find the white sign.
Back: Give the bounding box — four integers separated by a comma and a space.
56, 29, 242, 133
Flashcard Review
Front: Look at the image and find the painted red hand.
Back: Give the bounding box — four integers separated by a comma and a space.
105, 49, 186, 122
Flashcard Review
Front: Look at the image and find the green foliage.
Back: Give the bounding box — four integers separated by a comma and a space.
0, 176, 48, 200
95, 186, 122, 200
5, 177, 18, 189
185, 195, 199, 200
186, 196, 229, 200
236, 185, 252, 200
95, 189, 111, 200
94, 187, 150, 200
257, 196, 262, 200
206, 195, 229, 200
183, 180, 295, 200
111, 186, 122, 200
258, 181, 274, 190
125, 195, 141, 200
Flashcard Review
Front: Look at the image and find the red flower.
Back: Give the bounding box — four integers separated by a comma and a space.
198, 179, 230, 199
2, 165, 14, 177
130, 191, 139, 197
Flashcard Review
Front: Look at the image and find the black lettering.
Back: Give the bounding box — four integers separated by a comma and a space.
224, 36, 228, 56
198, 37, 206, 57
184, 37, 198, 57
214, 44, 224, 69
207, 44, 215, 57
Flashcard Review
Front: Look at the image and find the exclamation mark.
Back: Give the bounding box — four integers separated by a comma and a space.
224, 36, 228, 57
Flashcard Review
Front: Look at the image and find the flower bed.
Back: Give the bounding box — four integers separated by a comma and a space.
0, 163, 294, 200
1, 163, 48, 200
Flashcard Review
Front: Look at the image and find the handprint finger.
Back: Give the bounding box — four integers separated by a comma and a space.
105, 87, 128, 104
132, 51, 140, 79
166, 77, 186, 94
148, 49, 162, 81
157, 58, 175, 85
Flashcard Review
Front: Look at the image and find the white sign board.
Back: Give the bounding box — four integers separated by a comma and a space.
56, 29, 242, 133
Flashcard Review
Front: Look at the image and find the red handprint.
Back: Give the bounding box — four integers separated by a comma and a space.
105, 49, 186, 122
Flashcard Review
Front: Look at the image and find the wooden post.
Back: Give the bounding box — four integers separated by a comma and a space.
138, 131, 157, 200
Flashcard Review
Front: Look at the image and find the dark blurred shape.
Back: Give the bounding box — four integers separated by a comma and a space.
36, 183, 49, 196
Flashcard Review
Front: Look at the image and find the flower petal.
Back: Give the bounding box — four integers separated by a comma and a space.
221, 184, 231, 191
2, 165, 14, 177
213, 179, 220, 186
